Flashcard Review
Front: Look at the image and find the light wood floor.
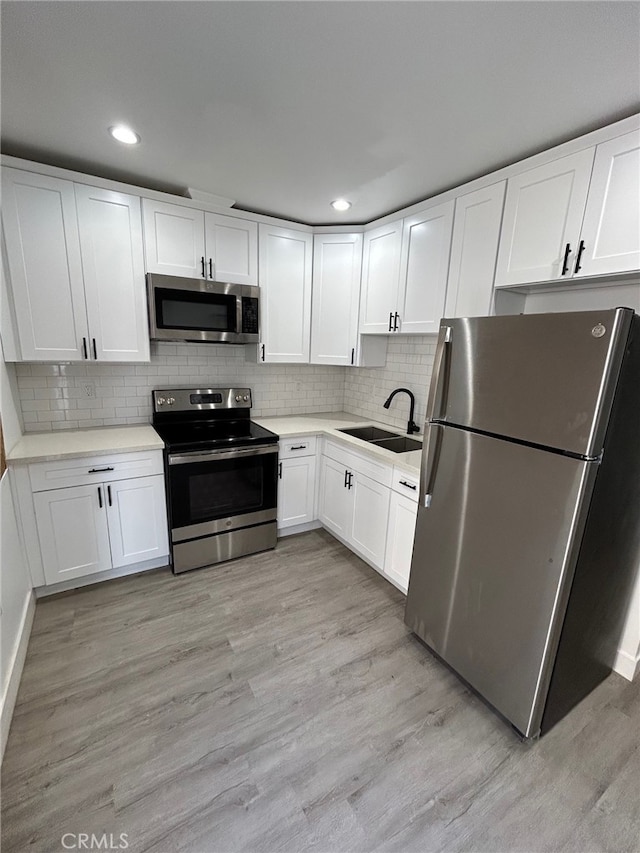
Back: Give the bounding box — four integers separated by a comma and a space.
2, 529, 639, 853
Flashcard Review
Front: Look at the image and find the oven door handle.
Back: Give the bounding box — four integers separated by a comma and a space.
168, 445, 278, 465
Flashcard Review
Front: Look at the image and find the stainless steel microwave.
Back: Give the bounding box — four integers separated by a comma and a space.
147, 274, 260, 344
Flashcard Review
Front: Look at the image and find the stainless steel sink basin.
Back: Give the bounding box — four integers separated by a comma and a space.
337, 427, 422, 454
370, 436, 422, 453
338, 426, 398, 441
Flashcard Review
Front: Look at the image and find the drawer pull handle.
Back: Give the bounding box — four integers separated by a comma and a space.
88, 467, 114, 473
289, 445, 307, 451
399, 480, 417, 490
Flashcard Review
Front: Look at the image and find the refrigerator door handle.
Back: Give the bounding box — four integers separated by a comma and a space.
420, 423, 444, 507
426, 324, 452, 421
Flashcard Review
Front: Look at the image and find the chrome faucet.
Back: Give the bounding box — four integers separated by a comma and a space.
383, 388, 420, 435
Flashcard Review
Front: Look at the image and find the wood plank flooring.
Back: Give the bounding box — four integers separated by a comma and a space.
2, 529, 639, 853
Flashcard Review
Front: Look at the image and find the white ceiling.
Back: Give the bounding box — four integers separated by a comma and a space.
2, 1, 639, 225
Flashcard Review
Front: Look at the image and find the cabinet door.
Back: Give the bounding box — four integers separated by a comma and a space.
142, 199, 205, 278
350, 471, 390, 570
258, 224, 312, 363
577, 130, 640, 277
33, 484, 112, 584
310, 233, 362, 366
106, 475, 169, 568
204, 213, 258, 285
277, 455, 317, 529
318, 455, 352, 538
445, 182, 506, 318
359, 221, 402, 334
398, 200, 454, 334
1, 168, 88, 361
75, 186, 150, 362
384, 491, 418, 593
494, 149, 595, 286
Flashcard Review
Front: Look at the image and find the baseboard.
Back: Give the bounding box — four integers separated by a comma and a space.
35, 556, 170, 598
613, 647, 640, 682
1, 590, 35, 762
277, 520, 322, 538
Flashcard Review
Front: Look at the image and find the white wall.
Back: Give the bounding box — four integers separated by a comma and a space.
1, 259, 34, 760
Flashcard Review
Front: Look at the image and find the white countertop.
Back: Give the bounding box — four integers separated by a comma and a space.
7, 415, 422, 474
254, 412, 422, 474
8, 425, 164, 464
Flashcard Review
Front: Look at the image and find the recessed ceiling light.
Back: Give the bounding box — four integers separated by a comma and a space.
108, 125, 141, 145
331, 199, 351, 212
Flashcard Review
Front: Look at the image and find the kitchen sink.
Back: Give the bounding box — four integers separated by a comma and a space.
338, 426, 399, 441
370, 436, 422, 453
338, 427, 422, 454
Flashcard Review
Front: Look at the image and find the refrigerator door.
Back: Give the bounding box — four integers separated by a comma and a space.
405, 424, 597, 737
431, 309, 632, 458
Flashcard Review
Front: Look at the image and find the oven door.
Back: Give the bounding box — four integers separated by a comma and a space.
167, 444, 278, 542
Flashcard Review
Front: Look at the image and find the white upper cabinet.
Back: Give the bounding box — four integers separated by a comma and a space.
359, 221, 403, 334
204, 212, 258, 285
1, 168, 89, 361
142, 200, 205, 278
142, 199, 258, 284
75, 186, 149, 362
398, 200, 454, 334
359, 203, 454, 336
577, 130, 640, 277
258, 224, 312, 363
445, 181, 506, 318
1, 169, 149, 363
495, 148, 595, 287
310, 233, 363, 366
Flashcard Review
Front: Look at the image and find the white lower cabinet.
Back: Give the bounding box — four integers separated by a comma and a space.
106, 476, 169, 569
318, 442, 420, 591
24, 449, 169, 587
349, 472, 390, 568
318, 441, 392, 572
384, 490, 418, 593
33, 484, 113, 582
277, 436, 318, 530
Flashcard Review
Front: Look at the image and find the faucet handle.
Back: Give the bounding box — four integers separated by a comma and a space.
408, 420, 421, 435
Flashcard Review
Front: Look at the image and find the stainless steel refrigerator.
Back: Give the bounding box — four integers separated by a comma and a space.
405, 308, 640, 739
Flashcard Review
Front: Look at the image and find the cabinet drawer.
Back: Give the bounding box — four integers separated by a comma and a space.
279, 435, 317, 458
392, 466, 420, 502
29, 450, 164, 492
323, 439, 392, 487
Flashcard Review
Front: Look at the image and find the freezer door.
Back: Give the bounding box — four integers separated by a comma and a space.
405, 425, 596, 737
431, 309, 632, 458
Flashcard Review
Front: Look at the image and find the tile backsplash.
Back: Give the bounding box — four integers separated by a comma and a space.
14, 336, 437, 433
343, 336, 436, 432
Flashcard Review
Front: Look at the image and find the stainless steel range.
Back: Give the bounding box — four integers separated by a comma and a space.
152, 388, 279, 574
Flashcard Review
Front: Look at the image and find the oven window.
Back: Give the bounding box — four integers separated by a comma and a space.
168, 452, 277, 529
155, 288, 236, 332
190, 466, 262, 520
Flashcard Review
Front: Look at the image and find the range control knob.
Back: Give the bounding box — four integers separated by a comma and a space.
243, 395, 249, 402
235, 395, 242, 402
166, 397, 176, 405
156, 397, 166, 406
